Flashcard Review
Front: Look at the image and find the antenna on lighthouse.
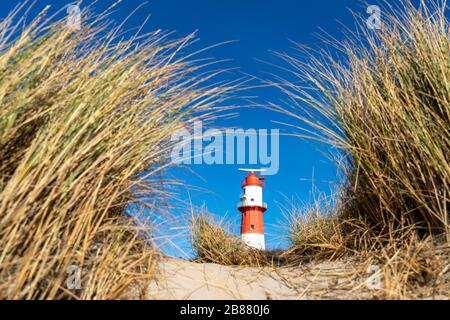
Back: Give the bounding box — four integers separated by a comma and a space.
238, 168, 267, 172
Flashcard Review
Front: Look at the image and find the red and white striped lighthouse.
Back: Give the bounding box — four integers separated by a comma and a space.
237, 169, 267, 250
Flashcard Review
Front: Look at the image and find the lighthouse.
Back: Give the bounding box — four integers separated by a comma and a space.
237, 169, 267, 250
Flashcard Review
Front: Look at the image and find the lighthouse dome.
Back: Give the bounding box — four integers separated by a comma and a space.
241, 171, 264, 188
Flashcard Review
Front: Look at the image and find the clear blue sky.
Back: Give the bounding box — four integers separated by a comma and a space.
1, 0, 417, 256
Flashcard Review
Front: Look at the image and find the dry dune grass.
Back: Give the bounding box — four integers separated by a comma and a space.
0, 4, 231, 299
191, 213, 273, 267
278, 0, 450, 298
276, 0, 449, 237
286, 200, 345, 260
286, 200, 449, 299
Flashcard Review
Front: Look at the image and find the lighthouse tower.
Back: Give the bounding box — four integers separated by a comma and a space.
237, 169, 267, 250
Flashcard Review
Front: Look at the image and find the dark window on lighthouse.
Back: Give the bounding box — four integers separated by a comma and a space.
251, 198, 254, 201
251, 224, 255, 231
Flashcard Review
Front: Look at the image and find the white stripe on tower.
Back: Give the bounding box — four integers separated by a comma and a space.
241, 233, 265, 250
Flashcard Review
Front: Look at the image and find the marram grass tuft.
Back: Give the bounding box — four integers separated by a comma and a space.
275, 0, 450, 239
277, 0, 450, 298
0, 5, 232, 299
191, 213, 272, 267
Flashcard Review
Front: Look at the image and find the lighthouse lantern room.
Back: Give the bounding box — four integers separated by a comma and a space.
237, 169, 267, 250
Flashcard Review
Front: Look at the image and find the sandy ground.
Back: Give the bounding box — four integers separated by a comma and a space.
146, 258, 300, 300
125, 257, 415, 299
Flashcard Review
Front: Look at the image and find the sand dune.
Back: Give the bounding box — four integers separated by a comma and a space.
124, 257, 449, 300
